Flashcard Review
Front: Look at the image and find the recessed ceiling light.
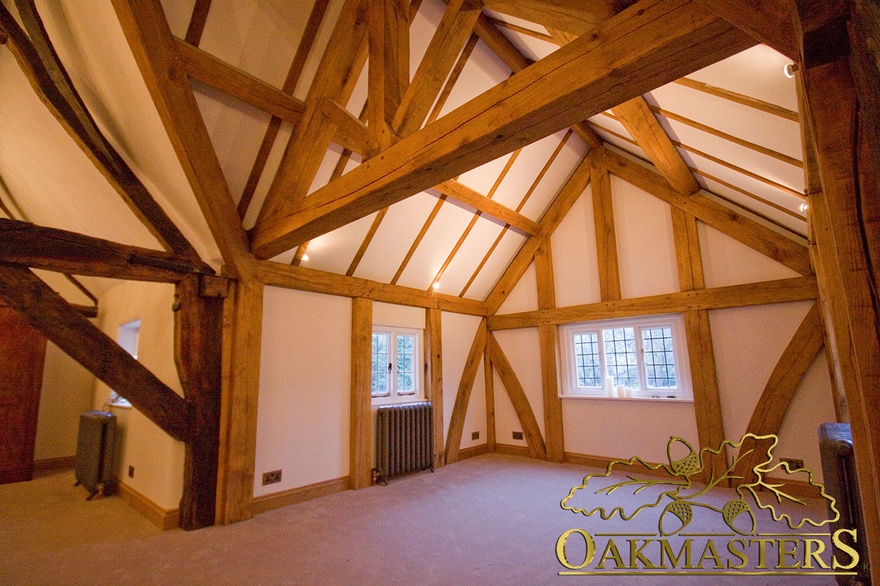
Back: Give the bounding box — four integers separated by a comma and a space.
432, 282, 440, 291
784, 63, 798, 79
799, 203, 808, 213
301, 254, 309, 262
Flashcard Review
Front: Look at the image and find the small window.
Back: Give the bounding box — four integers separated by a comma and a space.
560, 314, 691, 400
109, 319, 140, 408
372, 326, 422, 404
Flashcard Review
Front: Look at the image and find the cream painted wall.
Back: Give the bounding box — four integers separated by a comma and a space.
34, 342, 95, 460
93, 281, 185, 511
491, 328, 544, 450
255, 287, 351, 497
441, 313, 485, 452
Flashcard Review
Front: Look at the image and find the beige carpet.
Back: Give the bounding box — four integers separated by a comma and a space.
1, 454, 838, 584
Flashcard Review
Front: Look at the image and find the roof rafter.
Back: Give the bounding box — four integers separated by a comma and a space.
481, 0, 629, 36
251, 0, 755, 259
0, 1, 200, 259
110, 0, 254, 279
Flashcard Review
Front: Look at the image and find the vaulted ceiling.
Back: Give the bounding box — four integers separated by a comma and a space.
0, 0, 806, 309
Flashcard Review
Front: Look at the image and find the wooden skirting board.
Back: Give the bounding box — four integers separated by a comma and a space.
251, 476, 350, 515
457, 444, 490, 461
493, 444, 532, 458
33, 455, 76, 471
117, 481, 180, 531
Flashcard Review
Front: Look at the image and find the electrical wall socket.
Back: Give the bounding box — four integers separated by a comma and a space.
472, 431, 480, 440
780, 458, 805, 470
128, 465, 134, 478
512, 431, 524, 440
262, 470, 282, 485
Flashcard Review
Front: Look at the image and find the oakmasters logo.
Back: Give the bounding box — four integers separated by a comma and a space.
556, 434, 863, 578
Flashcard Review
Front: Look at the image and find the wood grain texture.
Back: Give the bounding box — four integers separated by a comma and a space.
484, 348, 496, 450
216, 279, 263, 524
250, 0, 755, 258
425, 308, 445, 468
369, 0, 409, 150
350, 298, 373, 489
256, 261, 486, 316
535, 241, 563, 462
733, 304, 824, 481
481, 0, 624, 35
174, 276, 222, 530
590, 148, 622, 301
2, 2, 199, 259
604, 149, 812, 275
434, 181, 540, 236
0, 218, 212, 282
111, 0, 253, 279
489, 276, 819, 329
0, 264, 189, 440
693, 0, 798, 59
445, 319, 486, 464
486, 332, 546, 460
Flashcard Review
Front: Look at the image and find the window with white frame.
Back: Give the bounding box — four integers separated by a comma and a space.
560, 314, 692, 400
108, 318, 141, 408
372, 326, 422, 403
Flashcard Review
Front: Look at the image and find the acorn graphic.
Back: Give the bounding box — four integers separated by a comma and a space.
659, 499, 693, 536
667, 437, 700, 477
722, 498, 756, 535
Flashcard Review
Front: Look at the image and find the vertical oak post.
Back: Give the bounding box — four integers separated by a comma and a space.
535, 239, 564, 462
216, 279, 263, 524
425, 307, 444, 468
350, 297, 373, 489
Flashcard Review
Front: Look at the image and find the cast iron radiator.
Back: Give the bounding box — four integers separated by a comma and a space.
74, 410, 117, 500
375, 402, 434, 482
818, 422, 868, 586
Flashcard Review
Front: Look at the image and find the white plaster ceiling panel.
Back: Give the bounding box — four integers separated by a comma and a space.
411, 0, 446, 77
430, 215, 506, 297
464, 229, 527, 300
486, 132, 564, 210
351, 191, 442, 284
435, 34, 513, 120
650, 82, 802, 162
0, 52, 158, 249
700, 178, 806, 237
457, 152, 516, 196
33, 1, 221, 263
301, 211, 377, 276
192, 81, 273, 202
198, 0, 307, 89
611, 176, 679, 299
242, 122, 294, 230
518, 134, 589, 222
685, 45, 799, 112
394, 196, 477, 290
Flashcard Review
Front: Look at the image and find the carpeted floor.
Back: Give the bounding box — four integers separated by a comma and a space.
1, 454, 840, 585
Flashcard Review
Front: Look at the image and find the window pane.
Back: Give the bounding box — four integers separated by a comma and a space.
603, 327, 640, 389
372, 333, 389, 396
642, 327, 677, 388
572, 332, 601, 387
396, 334, 416, 395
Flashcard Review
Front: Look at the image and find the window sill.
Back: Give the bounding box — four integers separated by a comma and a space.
559, 394, 693, 403
372, 396, 426, 407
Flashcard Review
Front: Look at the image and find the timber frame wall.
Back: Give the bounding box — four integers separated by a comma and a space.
0, 1, 878, 581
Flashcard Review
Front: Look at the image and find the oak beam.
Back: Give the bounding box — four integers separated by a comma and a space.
425, 307, 445, 468
216, 279, 263, 524
256, 0, 369, 225
0, 263, 189, 441
486, 332, 546, 459
392, 0, 481, 138
733, 303, 824, 480
256, 261, 487, 316
0, 2, 199, 259
111, 0, 254, 280
612, 96, 700, 195
480, 0, 625, 36
692, 0, 798, 60
535, 240, 563, 462
445, 319, 486, 463
0, 218, 213, 282
489, 276, 819, 330
350, 297, 373, 489
484, 348, 496, 450
369, 0, 409, 150
434, 180, 540, 236
174, 276, 223, 530
174, 38, 306, 127
590, 148, 622, 301
604, 149, 812, 275
250, 0, 755, 259
320, 99, 377, 157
